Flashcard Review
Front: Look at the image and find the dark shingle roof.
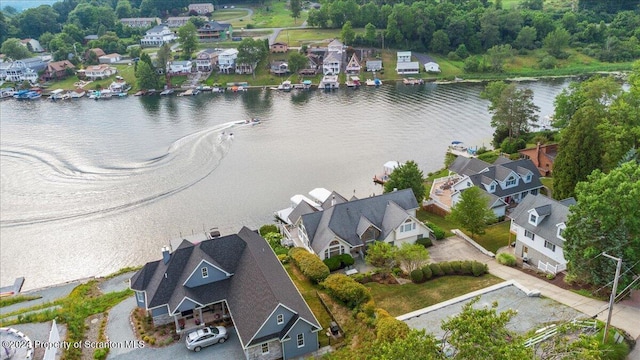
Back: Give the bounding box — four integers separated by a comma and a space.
449, 157, 491, 176
459, 159, 543, 199
199, 21, 230, 31
508, 194, 571, 247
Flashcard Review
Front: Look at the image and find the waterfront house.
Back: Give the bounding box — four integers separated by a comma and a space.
42, 60, 75, 81
188, 3, 214, 15
196, 49, 221, 72
20, 38, 44, 53
141, 25, 177, 47
198, 21, 232, 42
396, 51, 419, 75
130, 227, 321, 360
81, 64, 117, 80
424, 62, 441, 73
322, 52, 341, 75
345, 53, 361, 74
447, 157, 543, 217
218, 48, 238, 73
509, 194, 574, 274
167, 16, 208, 28
298, 54, 320, 75
270, 60, 289, 75
366, 59, 382, 72
0, 60, 39, 83
99, 53, 122, 64
168, 60, 193, 75
327, 39, 344, 54
235, 61, 257, 75
120, 17, 161, 28
518, 143, 558, 177
270, 42, 289, 53
280, 188, 431, 260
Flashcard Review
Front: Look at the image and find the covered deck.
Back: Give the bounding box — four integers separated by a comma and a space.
175, 301, 231, 334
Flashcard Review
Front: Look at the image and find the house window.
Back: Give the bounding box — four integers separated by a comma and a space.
524, 230, 535, 240
261, 343, 269, 354
526, 174, 532, 182
297, 333, 304, 348
201, 267, 208, 278
529, 213, 538, 225
400, 219, 415, 233
277, 314, 284, 325
490, 184, 495, 192
506, 176, 516, 187
544, 240, 556, 252
324, 240, 344, 259
136, 291, 144, 303
531, 188, 539, 195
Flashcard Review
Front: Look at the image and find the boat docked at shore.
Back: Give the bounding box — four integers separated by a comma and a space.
1, 87, 16, 99
345, 76, 361, 88
403, 77, 424, 85
49, 89, 66, 100
177, 88, 200, 96
319, 75, 339, 90
373, 161, 402, 184
69, 88, 86, 99
366, 78, 382, 87
271, 80, 292, 92
160, 89, 174, 96
13, 89, 41, 100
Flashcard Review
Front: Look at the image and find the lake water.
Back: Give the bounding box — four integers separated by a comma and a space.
0, 79, 570, 290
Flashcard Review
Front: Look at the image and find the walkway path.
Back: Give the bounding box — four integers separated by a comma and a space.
429, 236, 640, 340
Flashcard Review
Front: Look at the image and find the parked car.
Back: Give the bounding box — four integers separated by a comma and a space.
185, 326, 228, 352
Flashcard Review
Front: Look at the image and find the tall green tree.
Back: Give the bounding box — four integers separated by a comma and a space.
395, 243, 429, 273
482, 82, 539, 142
370, 330, 441, 360
514, 26, 537, 50
447, 186, 497, 239
543, 27, 571, 58
156, 43, 172, 73
563, 161, 640, 290
135, 60, 159, 90
364, 23, 377, 46
0, 38, 32, 60
431, 29, 450, 54
485, 44, 512, 73
177, 22, 198, 59
115, 0, 133, 19
383, 161, 426, 204
237, 37, 267, 78
341, 21, 355, 46
365, 241, 396, 273
287, 51, 308, 74
290, 0, 302, 24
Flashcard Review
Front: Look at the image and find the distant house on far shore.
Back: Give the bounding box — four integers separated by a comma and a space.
188, 3, 214, 15
424, 62, 441, 73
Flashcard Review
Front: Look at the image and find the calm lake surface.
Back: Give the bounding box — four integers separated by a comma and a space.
0, 79, 571, 290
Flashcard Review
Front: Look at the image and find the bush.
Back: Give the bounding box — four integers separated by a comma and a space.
376, 316, 410, 343
321, 274, 371, 308
259, 224, 279, 236
339, 253, 355, 267
324, 256, 342, 271
460, 261, 473, 275
289, 248, 330, 283
277, 254, 289, 264
410, 269, 424, 283
471, 261, 488, 276
426, 223, 446, 240
421, 265, 433, 280
497, 252, 516, 267
500, 137, 527, 154
93, 348, 108, 360
429, 263, 444, 277
447, 51, 461, 61
416, 237, 433, 248
440, 261, 454, 275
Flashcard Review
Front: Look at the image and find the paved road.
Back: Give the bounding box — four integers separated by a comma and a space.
429, 236, 640, 340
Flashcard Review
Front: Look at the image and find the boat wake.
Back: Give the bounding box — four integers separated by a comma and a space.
0, 121, 239, 228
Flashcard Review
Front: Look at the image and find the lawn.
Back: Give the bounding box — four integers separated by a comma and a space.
275, 28, 344, 47
211, 9, 250, 22
366, 274, 503, 316
45, 64, 138, 91
250, 1, 308, 28
417, 210, 455, 238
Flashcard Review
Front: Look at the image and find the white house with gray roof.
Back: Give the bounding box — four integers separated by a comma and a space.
130, 227, 321, 360
508, 194, 575, 274
282, 189, 431, 260
448, 157, 543, 217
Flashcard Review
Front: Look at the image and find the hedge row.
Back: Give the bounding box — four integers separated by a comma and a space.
411, 260, 489, 283
323, 254, 355, 271
416, 237, 433, 248
425, 222, 446, 240
288, 248, 330, 283
320, 273, 371, 308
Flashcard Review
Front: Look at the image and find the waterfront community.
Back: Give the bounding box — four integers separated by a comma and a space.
2, 0, 640, 359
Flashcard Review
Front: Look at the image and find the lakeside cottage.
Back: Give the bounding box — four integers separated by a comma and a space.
130, 227, 321, 360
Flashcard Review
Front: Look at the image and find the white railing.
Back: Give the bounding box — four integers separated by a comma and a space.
524, 319, 597, 348
537, 260, 566, 274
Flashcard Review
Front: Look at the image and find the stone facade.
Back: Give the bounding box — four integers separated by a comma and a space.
244, 340, 282, 360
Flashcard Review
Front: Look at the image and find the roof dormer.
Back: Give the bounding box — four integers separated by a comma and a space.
183, 259, 232, 288
528, 204, 551, 226
556, 222, 566, 240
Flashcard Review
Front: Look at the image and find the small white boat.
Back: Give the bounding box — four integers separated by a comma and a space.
49, 88, 65, 100
277, 80, 292, 92
160, 89, 174, 96
0, 87, 16, 99
345, 76, 361, 88
366, 78, 382, 87
69, 89, 86, 99
178, 89, 194, 96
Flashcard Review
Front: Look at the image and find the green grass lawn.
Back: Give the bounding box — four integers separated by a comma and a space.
540, 177, 554, 195
45, 64, 138, 91
275, 28, 344, 47
211, 9, 250, 22
366, 274, 503, 316
250, 1, 308, 28
416, 210, 455, 238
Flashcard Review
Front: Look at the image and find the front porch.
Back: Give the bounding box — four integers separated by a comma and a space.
174, 302, 232, 334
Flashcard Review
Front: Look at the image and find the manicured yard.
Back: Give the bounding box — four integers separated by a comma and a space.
416, 210, 455, 238
274, 28, 364, 47
540, 177, 554, 196
211, 9, 250, 22
45, 64, 137, 91
249, 1, 308, 28
366, 274, 503, 317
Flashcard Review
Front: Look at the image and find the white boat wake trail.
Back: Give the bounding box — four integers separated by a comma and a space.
0, 122, 238, 227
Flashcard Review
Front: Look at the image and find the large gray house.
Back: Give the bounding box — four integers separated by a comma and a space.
130, 227, 321, 360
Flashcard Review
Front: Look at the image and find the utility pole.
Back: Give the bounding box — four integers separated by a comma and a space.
602, 252, 622, 344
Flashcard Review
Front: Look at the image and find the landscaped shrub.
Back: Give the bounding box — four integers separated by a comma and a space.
339, 253, 355, 267
449, 261, 462, 274
321, 274, 371, 308
323, 256, 342, 271
426, 223, 446, 240
410, 269, 424, 283
277, 254, 289, 264
440, 261, 454, 275
416, 237, 433, 248
471, 261, 488, 276
430, 263, 445, 277
352, 273, 371, 284
460, 261, 473, 275
497, 253, 517, 267
289, 248, 330, 283
259, 224, 279, 236
421, 265, 433, 280
376, 315, 410, 343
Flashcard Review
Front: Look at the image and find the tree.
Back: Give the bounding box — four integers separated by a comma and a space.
115, 0, 133, 18
290, 0, 302, 24
365, 241, 396, 274
16, 5, 60, 39
563, 162, 640, 290
441, 298, 529, 359
156, 43, 172, 73
431, 30, 450, 54
177, 22, 198, 59
514, 26, 537, 50
287, 51, 308, 74
341, 21, 355, 46
383, 161, 426, 204
482, 82, 540, 142
1, 38, 32, 60
447, 186, 496, 239
544, 27, 571, 58
485, 44, 512, 73
237, 37, 267, 78
364, 23, 377, 46
395, 243, 430, 273
135, 60, 160, 90
370, 330, 441, 360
